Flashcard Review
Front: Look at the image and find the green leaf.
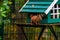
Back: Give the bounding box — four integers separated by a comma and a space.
8, 1, 12, 5
3, 1, 8, 6
0, 18, 2, 25
1, 13, 6, 17
0, 21, 2, 25
5, 5, 10, 9
0, 6, 5, 12
2, 11, 6, 14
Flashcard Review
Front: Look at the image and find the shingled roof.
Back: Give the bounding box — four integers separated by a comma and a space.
19, 0, 58, 14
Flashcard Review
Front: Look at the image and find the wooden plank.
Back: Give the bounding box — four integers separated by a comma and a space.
27, 2, 52, 4
14, 23, 60, 27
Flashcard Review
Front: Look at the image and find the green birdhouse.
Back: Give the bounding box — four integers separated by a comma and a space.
19, 0, 60, 24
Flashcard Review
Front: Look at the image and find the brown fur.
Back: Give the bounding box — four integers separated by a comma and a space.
30, 14, 42, 25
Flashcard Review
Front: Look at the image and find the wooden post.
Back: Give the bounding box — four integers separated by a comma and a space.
17, 26, 27, 40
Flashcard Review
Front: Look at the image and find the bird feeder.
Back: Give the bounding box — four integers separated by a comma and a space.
18, 0, 60, 40
19, 0, 60, 24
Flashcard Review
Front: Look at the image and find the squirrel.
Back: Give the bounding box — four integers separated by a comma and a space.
30, 14, 44, 25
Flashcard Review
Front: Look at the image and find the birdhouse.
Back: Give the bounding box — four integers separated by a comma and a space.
19, 0, 60, 24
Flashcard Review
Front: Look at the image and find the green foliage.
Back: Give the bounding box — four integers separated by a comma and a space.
0, 36, 2, 40
0, 0, 10, 17
0, 0, 11, 25
19, 0, 25, 7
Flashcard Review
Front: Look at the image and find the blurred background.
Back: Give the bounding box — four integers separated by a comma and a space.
0, 0, 60, 40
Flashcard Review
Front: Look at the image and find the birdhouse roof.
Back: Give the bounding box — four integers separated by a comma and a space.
19, 0, 58, 14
